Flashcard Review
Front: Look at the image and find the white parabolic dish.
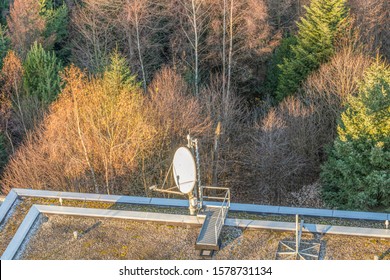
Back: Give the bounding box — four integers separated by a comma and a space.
172, 147, 197, 194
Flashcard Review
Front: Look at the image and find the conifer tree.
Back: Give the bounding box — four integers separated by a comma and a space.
264, 35, 297, 100
23, 42, 62, 105
276, 0, 349, 101
40, 0, 70, 62
0, 1, 9, 24
0, 24, 10, 69
104, 50, 139, 92
0, 133, 6, 171
321, 61, 390, 210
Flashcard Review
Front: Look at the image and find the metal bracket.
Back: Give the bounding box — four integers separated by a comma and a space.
276, 214, 321, 260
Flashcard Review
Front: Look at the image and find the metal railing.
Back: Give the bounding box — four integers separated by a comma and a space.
201, 186, 231, 206
211, 188, 230, 244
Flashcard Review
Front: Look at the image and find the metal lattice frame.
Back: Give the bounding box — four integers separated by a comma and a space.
276, 214, 321, 260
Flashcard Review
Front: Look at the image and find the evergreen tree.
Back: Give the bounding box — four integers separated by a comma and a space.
264, 35, 297, 100
321, 61, 390, 210
0, 24, 10, 69
104, 50, 139, 92
40, 0, 70, 62
0, 133, 7, 172
276, 0, 349, 101
0, 0, 10, 25
23, 42, 62, 104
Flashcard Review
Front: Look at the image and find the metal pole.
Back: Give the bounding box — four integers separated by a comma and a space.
188, 193, 196, 215
295, 214, 299, 255
187, 134, 202, 210
194, 139, 202, 209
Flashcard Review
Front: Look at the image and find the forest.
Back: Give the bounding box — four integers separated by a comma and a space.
0, 0, 388, 211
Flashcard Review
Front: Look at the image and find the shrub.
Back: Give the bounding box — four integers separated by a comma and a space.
243, 97, 322, 204
303, 46, 372, 147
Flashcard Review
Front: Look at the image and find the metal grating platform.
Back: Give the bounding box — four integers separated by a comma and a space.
195, 206, 227, 251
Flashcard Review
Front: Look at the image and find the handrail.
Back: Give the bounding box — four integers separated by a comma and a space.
202, 196, 226, 200
201, 186, 230, 209
214, 189, 230, 244
202, 186, 230, 191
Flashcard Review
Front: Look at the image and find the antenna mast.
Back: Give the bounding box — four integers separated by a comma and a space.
187, 134, 203, 210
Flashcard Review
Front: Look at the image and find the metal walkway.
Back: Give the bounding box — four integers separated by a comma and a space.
195, 206, 228, 251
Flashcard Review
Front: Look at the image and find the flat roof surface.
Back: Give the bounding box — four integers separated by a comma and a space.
1, 196, 390, 260
19, 214, 390, 260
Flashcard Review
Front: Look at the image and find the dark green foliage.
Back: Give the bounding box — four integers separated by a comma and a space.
0, 0, 9, 25
0, 132, 7, 172
264, 35, 297, 100
40, 0, 70, 62
276, 0, 349, 101
321, 61, 390, 210
23, 42, 62, 104
0, 24, 10, 69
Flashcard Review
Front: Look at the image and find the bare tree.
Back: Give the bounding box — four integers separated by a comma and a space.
242, 97, 321, 204
145, 67, 212, 193
172, 0, 209, 97
7, 0, 45, 58
226, 0, 234, 99
265, 0, 310, 29
62, 66, 99, 193
200, 76, 247, 187
70, 0, 123, 72
204, 0, 272, 98
1, 60, 154, 195
128, 0, 147, 92
120, 0, 155, 93
0, 50, 27, 141
349, 0, 390, 59
303, 46, 372, 144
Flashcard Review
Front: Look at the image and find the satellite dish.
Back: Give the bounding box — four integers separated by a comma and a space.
172, 147, 197, 194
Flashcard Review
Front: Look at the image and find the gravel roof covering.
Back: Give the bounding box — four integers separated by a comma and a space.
19, 215, 390, 260
1, 197, 389, 260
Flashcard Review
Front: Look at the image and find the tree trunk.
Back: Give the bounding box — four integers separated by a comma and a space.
135, 12, 147, 94
192, 0, 199, 97
222, 0, 227, 98
73, 93, 99, 193
226, 0, 233, 99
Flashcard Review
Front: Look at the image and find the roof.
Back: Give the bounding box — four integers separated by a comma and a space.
0, 189, 389, 260
19, 214, 390, 260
